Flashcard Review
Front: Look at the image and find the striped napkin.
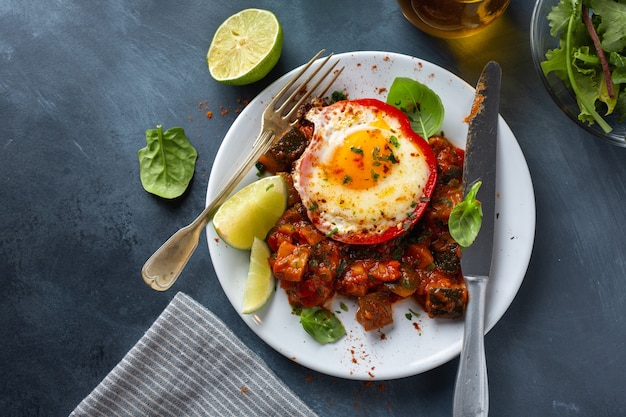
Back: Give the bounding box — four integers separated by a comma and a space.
70, 292, 318, 417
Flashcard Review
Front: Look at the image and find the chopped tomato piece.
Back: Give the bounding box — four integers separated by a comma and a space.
384, 266, 419, 298
402, 243, 435, 269
336, 259, 401, 296
272, 241, 310, 282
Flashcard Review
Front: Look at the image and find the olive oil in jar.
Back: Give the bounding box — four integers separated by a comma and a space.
398, 0, 510, 38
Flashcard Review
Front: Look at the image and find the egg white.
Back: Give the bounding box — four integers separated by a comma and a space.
292, 100, 433, 244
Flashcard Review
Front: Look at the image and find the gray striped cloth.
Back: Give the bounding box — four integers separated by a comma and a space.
70, 292, 318, 417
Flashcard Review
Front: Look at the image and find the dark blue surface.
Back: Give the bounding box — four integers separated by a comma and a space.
2, 1, 626, 416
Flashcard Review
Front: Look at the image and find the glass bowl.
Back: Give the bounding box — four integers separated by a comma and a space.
530, 0, 626, 146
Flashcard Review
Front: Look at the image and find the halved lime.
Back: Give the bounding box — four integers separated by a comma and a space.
242, 237, 276, 314
213, 175, 287, 250
207, 9, 283, 86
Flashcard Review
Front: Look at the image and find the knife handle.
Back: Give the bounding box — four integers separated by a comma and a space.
453, 275, 489, 417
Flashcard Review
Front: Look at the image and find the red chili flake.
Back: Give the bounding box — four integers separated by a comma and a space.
413, 322, 422, 334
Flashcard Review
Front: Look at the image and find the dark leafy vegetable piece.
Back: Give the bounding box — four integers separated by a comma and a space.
138, 125, 198, 199
355, 291, 394, 331
330, 90, 348, 103
448, 181, 483, 248
300, 306, 346, 344
426, 286, 466, 319
386, 77, 444, 139
256, 127, 308, 174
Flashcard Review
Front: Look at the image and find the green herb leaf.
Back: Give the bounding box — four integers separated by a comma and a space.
300, 306, 346, 344
448, 181, 483, 248
386, 77, 444, 139
138, 125, 198, 199
330, 90, 348, 104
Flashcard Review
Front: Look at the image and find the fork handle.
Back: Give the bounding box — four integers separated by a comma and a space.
453, 275, 489, 417
142, 130, 277, 291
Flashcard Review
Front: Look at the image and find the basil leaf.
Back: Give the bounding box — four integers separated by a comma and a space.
386, 77, 444, 139
138, 125, 198, 199
448, 181, 483, 248
300, 306, 346, 344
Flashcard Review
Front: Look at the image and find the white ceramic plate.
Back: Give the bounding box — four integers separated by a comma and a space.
206, 51, 535, 380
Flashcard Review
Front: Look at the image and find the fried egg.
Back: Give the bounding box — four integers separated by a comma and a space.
292, 98, 437, 245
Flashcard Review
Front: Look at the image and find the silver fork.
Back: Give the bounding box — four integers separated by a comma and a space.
142, 50, 343, 291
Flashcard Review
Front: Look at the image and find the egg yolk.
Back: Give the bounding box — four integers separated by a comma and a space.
322, 119, 399, 190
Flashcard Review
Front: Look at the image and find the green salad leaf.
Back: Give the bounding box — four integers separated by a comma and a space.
386, 77, 444, 139
541, 0, 626, 131
300, 306, 346, 344
138, 125, 198, 199
448, 181, 483, 248
591, 0, 626, 52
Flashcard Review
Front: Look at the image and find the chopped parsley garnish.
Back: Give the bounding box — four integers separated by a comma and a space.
350, 146, 364, 155
330, 90, 348, 103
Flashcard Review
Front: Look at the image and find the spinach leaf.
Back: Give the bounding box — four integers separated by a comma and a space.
138, 125, 198, 199
386, 77, 444, 139
449, 181, 483, 248
300, 306, 346, 344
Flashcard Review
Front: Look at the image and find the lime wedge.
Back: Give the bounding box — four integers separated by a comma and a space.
207, 9, 283, 86
242, 237, 276, 314
213, 175, 287, 250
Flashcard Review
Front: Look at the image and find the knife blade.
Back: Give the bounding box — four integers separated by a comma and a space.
453, 61, 501, 417
460, 61, 501, 277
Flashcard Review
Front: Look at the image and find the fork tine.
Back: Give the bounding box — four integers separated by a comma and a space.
283, 61, 344, 123
275, 53, 335, 115
269, 49, 325, 109
315, 65, 345, 100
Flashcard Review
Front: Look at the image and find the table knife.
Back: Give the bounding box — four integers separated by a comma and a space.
452, 61, 502, 417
